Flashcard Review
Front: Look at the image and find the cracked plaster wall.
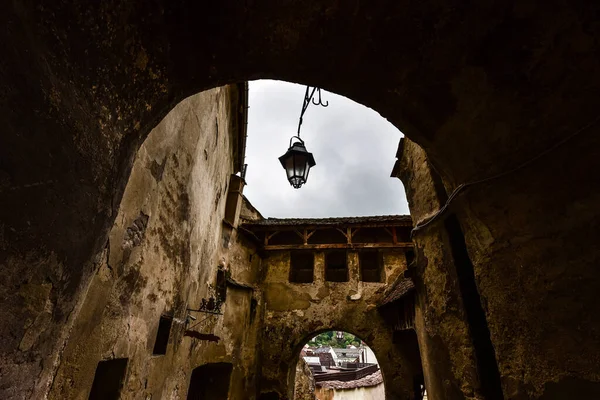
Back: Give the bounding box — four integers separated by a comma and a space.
259, 249, 418, 400
397, 136, 600, 399
44, 86, 261, 400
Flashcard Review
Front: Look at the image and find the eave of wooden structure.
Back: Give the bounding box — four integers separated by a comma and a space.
242, 223, 414, 252
263, 243, 413, 251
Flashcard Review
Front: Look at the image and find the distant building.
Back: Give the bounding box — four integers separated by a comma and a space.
315, 370, 384, 400
331, 347, 362, 365
303, 357, 321, 367
314, 346, 338, 368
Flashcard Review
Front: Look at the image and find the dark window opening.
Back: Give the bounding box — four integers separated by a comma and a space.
249, 298, 258, 324
268, 230, 304, 245
88, 358, 128, 400
396, 226, 412, 242
259, 392, 280, 400
352, 227, 393, 243
325, 251, 348, 282
290, 251, 314, 283
152, 316, 173, 355
307, 228, 347, 244
216, 269, 227, 302
186, 362, 233, 400
405, 249, 415, 268
359, 251, 383, 282
414, 374, 426, 400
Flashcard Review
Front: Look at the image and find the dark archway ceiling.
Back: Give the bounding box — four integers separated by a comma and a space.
1, 1, 600, 397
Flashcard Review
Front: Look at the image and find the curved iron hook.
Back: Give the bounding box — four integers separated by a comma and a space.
311, 88, 329, 107
297, 86, 329, 136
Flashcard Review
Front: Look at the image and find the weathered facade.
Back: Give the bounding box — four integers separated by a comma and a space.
2, 2, 600, 399
241, 216, 422, 399
1, 79, 421, 399
38, 85, 262, 399
294, 359, 316, 400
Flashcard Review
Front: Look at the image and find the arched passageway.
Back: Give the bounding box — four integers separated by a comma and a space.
2, 2, 600, 399
247, 214, 423, 400
186, 363, 233, 400
294, 331, 387, 400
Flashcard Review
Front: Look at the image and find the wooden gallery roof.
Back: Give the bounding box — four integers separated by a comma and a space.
240, 215, 414, 251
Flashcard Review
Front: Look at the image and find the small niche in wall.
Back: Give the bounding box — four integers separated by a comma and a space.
289, 251, 314, 283
186, 362, 233, 400
359, 250, 383, 282
250, 298, 258, 324
325, 251, 349, 282
88, 358, 128, 400
152, 316, 173, 355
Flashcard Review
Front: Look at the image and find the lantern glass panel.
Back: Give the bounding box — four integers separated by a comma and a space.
284, 156, 295, 179
294, 154, 308, 177
303, 161, 311, 181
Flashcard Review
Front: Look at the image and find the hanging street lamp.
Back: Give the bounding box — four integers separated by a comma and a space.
279, 86, 328, 189
278, 138, 316, 189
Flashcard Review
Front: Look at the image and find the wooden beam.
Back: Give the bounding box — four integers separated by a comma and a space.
383, 227, 395, 238
265, 231, 279, 246
263, 243, 413, 251
335, 228, 349, 241
293, 229, 304, 241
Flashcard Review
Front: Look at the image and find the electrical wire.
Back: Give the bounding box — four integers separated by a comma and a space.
411, 115, 600, 237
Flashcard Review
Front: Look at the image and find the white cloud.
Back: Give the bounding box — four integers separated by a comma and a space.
243, 80, 409, 218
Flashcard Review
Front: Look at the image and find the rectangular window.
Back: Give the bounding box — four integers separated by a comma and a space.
289, 251, 314, 283
89, 358, 128, 400
325, 251, 348, 282
359, 251, 383, 282
152, 316, 173, 355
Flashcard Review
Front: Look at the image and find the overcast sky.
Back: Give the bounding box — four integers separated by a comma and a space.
243, 80, 409, 218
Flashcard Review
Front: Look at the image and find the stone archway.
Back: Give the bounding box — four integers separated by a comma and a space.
186, 362, 233, 400
290, 330, 388, 400
256, 245, 424, 399
264, 321, 416, 400
2, 2, 600, 399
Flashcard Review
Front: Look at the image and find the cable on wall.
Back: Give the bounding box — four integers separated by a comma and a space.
411, 115, 600, 237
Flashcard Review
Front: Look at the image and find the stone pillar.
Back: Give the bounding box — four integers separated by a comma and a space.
394, 138, 483, 399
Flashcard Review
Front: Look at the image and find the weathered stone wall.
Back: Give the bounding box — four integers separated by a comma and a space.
453, 129, 600, 398
44, 86, 261, 400
259, 249, 416, 399
3, 2, 600, 399
396, 138, 482, 400
398, 135, 600, 399
294, 358, 316, 400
